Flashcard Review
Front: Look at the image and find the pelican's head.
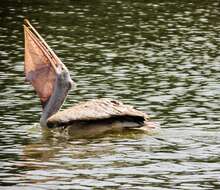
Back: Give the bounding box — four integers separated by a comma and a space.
40, 63, 76, 128
58, 63, 76, 91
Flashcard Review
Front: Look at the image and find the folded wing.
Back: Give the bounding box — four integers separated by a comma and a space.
47, 98, 149, 127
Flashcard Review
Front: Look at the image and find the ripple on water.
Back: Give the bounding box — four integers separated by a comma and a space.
0, 0, 220, 189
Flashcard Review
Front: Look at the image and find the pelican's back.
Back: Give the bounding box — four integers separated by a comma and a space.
47, 98, 149, 129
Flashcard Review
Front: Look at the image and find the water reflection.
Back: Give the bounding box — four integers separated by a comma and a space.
1, 0, 220, 189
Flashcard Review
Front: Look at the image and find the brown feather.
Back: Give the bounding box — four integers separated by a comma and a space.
47, 98, 149, 128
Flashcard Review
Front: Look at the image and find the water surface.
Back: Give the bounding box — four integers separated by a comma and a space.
0, 0, 220, 189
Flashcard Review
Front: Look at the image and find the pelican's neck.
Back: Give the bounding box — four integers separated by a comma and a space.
40, 70, 73, 128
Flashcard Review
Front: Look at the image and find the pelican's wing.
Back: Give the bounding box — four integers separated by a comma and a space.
47, 98, 149, 127
24, 19, 62, 108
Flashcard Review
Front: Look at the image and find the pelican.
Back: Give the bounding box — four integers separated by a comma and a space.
24, 20, 157, 135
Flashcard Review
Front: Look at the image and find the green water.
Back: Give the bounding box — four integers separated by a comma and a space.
0, 0, 220, 189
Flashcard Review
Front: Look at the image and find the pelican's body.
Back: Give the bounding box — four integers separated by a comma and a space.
48, 98, 154, 136
24, 20, 157, 135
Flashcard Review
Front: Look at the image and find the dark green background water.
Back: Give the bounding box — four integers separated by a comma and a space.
0, 0, 220, 189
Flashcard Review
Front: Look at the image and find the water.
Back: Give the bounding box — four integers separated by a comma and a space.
0, 0, 220, 189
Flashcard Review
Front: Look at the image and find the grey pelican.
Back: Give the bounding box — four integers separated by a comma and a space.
24, 19, 157, 135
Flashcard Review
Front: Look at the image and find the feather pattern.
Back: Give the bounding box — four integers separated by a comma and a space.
47, 98, 149, 127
